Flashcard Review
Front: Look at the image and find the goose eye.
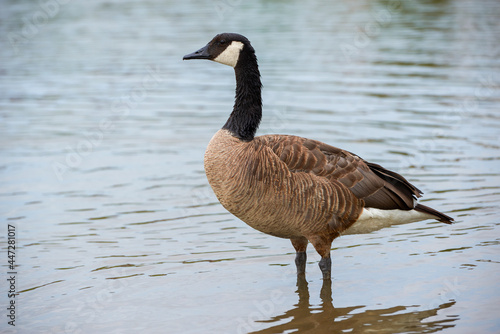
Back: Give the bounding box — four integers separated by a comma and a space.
219, 39, 226, 45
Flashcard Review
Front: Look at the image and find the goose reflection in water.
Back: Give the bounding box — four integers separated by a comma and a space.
247, 279, 458, 334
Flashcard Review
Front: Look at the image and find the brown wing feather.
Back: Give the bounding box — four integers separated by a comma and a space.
360, 160, 421, 209
253, 135, 364, 230
258, 134, 421, 211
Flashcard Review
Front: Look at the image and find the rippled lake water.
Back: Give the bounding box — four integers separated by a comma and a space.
1, 0, 500, 333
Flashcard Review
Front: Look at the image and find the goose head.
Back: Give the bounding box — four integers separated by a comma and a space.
183, 33, 253, 68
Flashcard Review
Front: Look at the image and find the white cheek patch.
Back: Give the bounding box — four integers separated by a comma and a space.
213, 41, 244, 67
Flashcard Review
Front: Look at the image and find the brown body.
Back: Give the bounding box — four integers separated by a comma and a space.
205, 129, 363, 241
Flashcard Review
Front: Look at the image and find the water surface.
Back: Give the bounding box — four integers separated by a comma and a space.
1, 0, 499, 333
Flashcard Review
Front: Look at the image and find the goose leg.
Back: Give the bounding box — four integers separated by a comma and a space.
295, 252, 307, 275
307, 235, 334, 281
319, 255, 332, 281
291, 237, 308, 275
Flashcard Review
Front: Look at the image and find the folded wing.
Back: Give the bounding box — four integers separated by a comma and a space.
258, 134, 422, 211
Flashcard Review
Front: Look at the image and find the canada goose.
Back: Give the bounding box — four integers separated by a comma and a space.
183, 33, 453, 280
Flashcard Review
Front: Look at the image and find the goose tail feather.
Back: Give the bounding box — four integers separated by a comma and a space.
415, 203, 454, 224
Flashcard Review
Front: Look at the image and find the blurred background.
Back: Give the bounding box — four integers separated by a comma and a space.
1, 0, 499, 333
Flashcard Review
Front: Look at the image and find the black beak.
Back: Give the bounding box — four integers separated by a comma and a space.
183, 44, 210, 60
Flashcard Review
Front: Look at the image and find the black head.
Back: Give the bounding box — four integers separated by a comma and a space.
183, 33, 254, 68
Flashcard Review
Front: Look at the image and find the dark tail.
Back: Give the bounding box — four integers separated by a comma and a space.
415, 203, 454, 224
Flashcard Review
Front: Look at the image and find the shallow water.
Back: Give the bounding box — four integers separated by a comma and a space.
1, 0, 499, 333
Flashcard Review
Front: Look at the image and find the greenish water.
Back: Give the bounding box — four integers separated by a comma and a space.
1, 0, 499, 333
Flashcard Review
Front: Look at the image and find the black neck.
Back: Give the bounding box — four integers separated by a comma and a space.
222, 51, 262, 141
